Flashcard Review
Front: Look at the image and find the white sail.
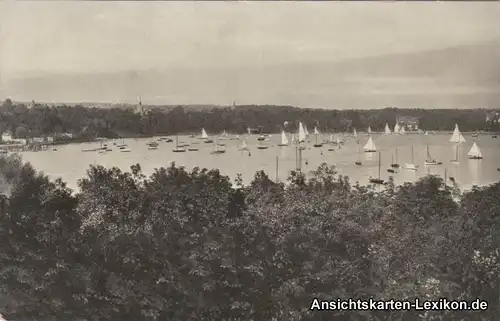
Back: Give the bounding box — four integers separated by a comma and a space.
400, 126, 406, 134
291, 133, 296, 143
467, 142, 483, 158
363, 137, 376, 151
353, 128, 357, 137
280, 131, 289, 145
336, 136, 341, 145
222, 130, 228, 137
201, 128, 208, 139
367, 126, 372, 134
314, 126, 320, 135
239, 139, 248, 150
394, 123, 400, 134
449, 124, 466, 144
247, 127, 251, 135
384, 123, 391, 135
304, 125, 309, 136
425, 131, 428, 136
298, 122, 306, 142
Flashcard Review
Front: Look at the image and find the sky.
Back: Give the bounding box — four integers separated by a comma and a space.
1, 1, 500, 108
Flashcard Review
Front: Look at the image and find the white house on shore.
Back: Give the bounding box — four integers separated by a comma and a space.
1, 132, 13, 142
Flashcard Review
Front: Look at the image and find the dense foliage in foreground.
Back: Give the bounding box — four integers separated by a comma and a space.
0, 154, 499, 321
1, 98, 499, 139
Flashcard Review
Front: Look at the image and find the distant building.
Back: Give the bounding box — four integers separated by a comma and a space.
486, 111, 500, 124
11, 138, 27, 145
396, 116, 419, 131
134, 98, 151, 117
1, 132, 12, 142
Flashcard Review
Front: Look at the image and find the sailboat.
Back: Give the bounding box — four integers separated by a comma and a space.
400, 126, 406, 135
467, 142, 483, 159
424, 131, 429, 136
450, 124, 466, 164
425, 145, 442, 165
173, 136, 186, 153
355, 147, 362, 165
391, 148, 400, 168
369, 151, 384, 184
239, 139, 250, 151
116, 138, 127, 148
404, 146, 418, 170
298, 122, 306, 144
367, 126, 372, 135
387, 154, 396, 173
200, 128, 213, 143
313, 127, 322, 147
394, 123, 400, 134
384, 123, 391, 135
257, 141, 269, 150
363, 137, 376, 153
304, 124, 310, 137
211, 138, 226, 154
449, 124, 466, 144
291, 133, 297, 144
278, 130, 289, 146
353, 128, 358, 138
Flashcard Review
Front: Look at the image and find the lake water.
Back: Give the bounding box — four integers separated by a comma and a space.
16, 133, 500, 191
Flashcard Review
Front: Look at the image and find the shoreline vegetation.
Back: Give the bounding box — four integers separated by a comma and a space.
1, 99, 499, 145
0, 153, 499, 321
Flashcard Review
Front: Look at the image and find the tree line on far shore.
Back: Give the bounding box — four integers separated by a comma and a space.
1, 98, 499, 140
0, 153, 499, 321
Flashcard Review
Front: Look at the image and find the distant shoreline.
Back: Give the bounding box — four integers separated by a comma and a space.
37, 130, 500, 147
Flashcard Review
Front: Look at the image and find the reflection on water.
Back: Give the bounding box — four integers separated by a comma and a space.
468, 159, 480, 186
15, 133, 500, 191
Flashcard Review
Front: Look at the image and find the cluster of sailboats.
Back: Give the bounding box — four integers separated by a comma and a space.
78, 122, 493, 179
360, 123, 484, 185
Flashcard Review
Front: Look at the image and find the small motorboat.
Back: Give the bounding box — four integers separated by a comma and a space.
387, 168, 395, 173
188, 147, 199, 151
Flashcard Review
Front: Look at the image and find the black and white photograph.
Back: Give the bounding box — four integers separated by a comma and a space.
1, 1, 499, 320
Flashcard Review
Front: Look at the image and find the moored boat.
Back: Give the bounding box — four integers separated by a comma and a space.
467, 142, 483, 159
363, 137, 376, 153
424, 145, 442, 165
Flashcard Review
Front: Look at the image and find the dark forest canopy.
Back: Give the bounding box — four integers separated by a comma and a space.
1, 98, 499, 139
0, 154, 499, 320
